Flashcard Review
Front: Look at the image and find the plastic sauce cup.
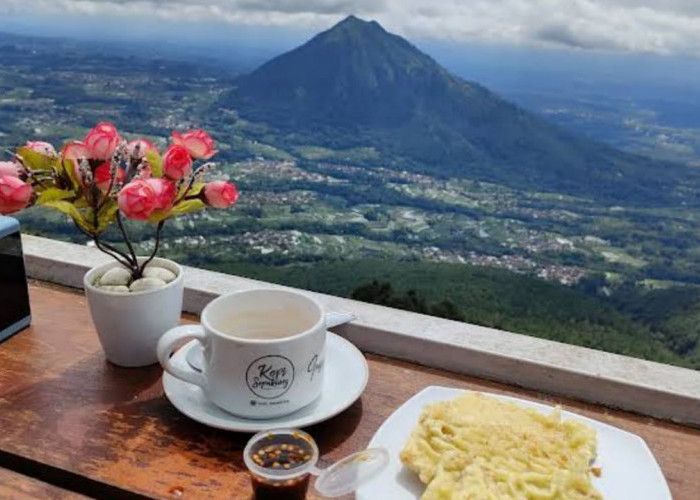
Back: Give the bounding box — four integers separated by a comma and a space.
244, 429, 319, 500
244, 428, 389, 499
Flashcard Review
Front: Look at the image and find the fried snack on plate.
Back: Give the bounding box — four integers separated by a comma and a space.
400, 392, 602, 499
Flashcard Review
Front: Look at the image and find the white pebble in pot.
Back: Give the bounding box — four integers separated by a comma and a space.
99, 267, 132, 286
99, 285, 130, 293
129, 277, 167, 293
142, 266, 177, 283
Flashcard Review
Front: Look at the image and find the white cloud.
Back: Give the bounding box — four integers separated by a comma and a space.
1, 0, 700, 56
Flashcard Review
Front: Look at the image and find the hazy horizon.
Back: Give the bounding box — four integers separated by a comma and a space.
4, 8, 700, 162
4, 12, 700, 100
3, 0, 700, 58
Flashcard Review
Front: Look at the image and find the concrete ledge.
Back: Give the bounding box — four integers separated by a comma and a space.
22, 234, 700, 426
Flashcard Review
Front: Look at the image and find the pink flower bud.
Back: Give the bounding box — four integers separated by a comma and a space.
63, 141, 90, 162
94, 163, 125, 192
0, 175, 33, 214
126, 138, 157, 159
84, 122, 122, 161
146, 178, 176, 210
0, 161, 21, 177
25, 141, 57, 156
171, 130, 217, 160
62, 141, 91, 185
204, 180, 238, 209
162, 144, 193, 180
117, 180, 156, 221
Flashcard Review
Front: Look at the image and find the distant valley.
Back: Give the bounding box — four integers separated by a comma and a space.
425, 41, 700, 168
1, 20, 700, 369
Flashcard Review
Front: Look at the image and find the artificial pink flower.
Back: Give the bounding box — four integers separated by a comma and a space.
25, 141, 57, 156
62, 141, 91, 186
203, 180, 238, 208
171, 130, 217, 160
162, 144, 192, 180
125, 138, 157, 159
84, 122, 122, 161
0, 175, 33, 214
146, 178, 176, 210
0, 161, 21, 178
117, 180, 157, 221
62, 141, 90, 161
94, 163, 125, 192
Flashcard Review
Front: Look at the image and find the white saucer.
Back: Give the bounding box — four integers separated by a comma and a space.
162, 332, 369, 432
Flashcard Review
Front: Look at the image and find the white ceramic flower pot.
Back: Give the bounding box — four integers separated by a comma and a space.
83, 257, 185, 368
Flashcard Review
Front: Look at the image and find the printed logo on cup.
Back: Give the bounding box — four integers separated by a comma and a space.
307, 353, 324, 382
246, 355, 295, 399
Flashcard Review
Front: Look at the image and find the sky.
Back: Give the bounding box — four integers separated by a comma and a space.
1, 0, 700, 58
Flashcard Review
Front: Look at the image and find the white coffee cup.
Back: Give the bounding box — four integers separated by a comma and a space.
158, 289, 328, 419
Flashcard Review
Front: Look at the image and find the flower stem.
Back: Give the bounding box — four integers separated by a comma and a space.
173, 172, 199, 205
137, 221, 164, 277
94, 236, 135, 270
115, 211, 139, 272
88, 184, 138, 276
73, 223, 134, 271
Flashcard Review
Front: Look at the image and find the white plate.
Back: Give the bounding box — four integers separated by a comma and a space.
358, 386, 671, 500
162, 332, 368, 432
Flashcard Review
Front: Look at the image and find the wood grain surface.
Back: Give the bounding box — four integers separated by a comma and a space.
0, 467, 89, 499
0, 283, 698, 499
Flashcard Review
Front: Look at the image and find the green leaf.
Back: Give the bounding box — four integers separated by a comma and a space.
43, 200, 94, 234
74, 197, 90, 209
16, 147, 58, 171
147, 197, 206, 223
36, 188, 74, 204
97, 202, 119, 233
176, 181, 205, 201
189, 182, 205, 197
147, 150, 163, 178
147, 209, 173, 224
61, 158, 81, 189
171, 199, 206, 216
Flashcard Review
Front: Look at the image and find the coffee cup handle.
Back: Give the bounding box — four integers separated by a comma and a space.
157, 325, 207, 389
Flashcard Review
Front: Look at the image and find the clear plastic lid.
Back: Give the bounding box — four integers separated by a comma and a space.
313, 447, 389, 498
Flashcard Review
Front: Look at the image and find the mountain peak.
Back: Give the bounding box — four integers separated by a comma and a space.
335, 15, 382, 30
338, 14, 363, 25
232, 14, 442, 128
322, 15, 388, 41
229, 13, 458, 135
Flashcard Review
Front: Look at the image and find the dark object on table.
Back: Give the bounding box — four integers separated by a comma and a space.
0, 216, 31, 343
245, 429, 318, 500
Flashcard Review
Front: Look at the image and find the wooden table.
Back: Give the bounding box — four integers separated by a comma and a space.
1, 283, 699, 499
0, 467, 88, 499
